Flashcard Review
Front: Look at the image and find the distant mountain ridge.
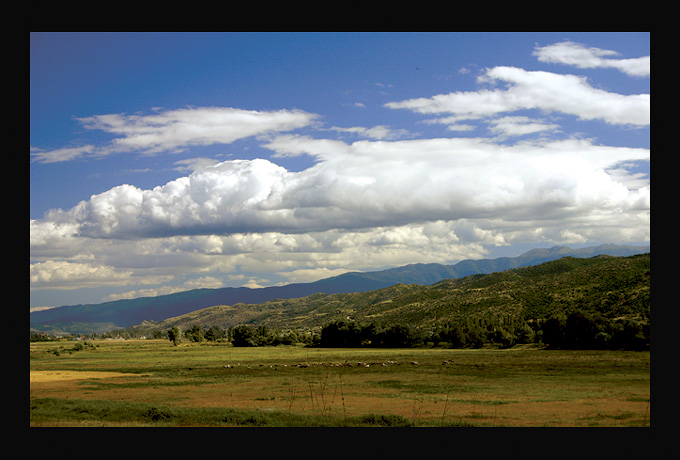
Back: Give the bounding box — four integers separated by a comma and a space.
128, 253, 650, 336
323, 244, 649, 286
30, 244, 649, 335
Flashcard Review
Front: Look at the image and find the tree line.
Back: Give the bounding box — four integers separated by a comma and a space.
316, 310, 648, 350
165, 324, 315, 347
160, 308, 648, 351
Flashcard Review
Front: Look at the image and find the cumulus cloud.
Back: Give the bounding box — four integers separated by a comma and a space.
53, 159, 294, 238
385, 66, 650, 127
32, 136, 649, 243
533, 41, 650, 77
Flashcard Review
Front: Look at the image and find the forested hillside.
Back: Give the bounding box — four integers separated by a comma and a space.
121, 254, 649, 350
30, 244, 648, 335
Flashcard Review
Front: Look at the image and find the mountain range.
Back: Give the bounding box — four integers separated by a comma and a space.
126, 253, 650, 337
29, 244, 649, 335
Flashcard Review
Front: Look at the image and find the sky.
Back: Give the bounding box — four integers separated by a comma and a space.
30, 32, 650, 309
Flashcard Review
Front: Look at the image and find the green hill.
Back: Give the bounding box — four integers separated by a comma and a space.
126, 254, 650, 340
31, 244, 648, 335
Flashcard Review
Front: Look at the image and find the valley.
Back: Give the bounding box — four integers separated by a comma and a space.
29, 339, 651, 427
30, 248, 651, 427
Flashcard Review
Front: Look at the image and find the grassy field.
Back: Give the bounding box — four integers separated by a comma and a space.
29, 339, 650, 427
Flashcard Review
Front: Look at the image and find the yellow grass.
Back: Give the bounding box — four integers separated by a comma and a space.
30, 370, 149, 382
29, 339, 650, 427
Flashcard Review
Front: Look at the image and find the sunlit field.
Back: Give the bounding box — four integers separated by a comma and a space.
30, 339, 650, 427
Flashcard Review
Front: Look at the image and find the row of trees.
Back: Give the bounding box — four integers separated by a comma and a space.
166, 324, 315, 347
162, 308, 649, 350
539, 310, 649, 350
318, 310, 649, 350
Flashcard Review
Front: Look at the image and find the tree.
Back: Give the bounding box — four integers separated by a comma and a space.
610, 319, 648, 350
320, 320, 362, 347
514, 319, 536, 344
360, 322, 379, 346
205, 326, 224, 342
564, 310, 601, 349
185, 324, 204, 343
491, 326, 516, 348
232, 325, 258, 347
464, 322, 485, 348
151, 330, 164, 339
256, 325, 272, 346
168, 327, 182, 346
440, 323, 467, 348
377, 324, 416, 348
540, 314, 567, 349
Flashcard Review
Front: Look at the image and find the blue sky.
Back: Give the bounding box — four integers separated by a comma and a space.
30, 32, 650, 309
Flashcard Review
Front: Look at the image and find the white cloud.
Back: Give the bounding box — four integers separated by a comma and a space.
533, 41, 650, 77
173, 157, 222, 173
103, 276, 224, 301
30, 260, 133, 289
81, 107, 317, 154
277, 267, 355, 284
31, 107, 318, 163
385, 66, 650, 127
30, 41, 650, 300
487, 116, 560, 137
30, 145, 95, 164
330, 125, 410, 140
55, 159, 295, 238
32, 136, 649, 244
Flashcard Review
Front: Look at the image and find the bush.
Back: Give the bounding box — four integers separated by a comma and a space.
143, 406, 174, 422
358, 414, 412, 427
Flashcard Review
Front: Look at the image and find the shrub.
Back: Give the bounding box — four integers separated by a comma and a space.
143, 406, 174, 422
358, 414, 412, 427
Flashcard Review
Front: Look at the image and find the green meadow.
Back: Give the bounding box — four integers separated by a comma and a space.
30, 339, 650, 427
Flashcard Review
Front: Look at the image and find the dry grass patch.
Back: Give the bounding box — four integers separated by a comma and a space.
30, 340, 650, 426
30, 370, 149, 382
